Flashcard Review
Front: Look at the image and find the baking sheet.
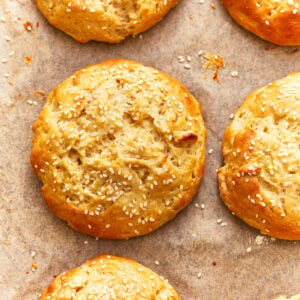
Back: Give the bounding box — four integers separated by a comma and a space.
0, 0, 299, 299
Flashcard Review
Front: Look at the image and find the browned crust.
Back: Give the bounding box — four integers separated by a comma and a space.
35, 0, 179, 43
39, 254, 180, 299
30, 59, 206, 239
218, 73, 300, 240
222, 0, 300, 46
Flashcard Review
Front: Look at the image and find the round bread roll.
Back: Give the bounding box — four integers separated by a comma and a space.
274, 295, 300, 300
218, 73, 300, 240
35, 0, 178, 43
40, 254, 180, 299
222, 0, 300, 46
30, 59, 206, 239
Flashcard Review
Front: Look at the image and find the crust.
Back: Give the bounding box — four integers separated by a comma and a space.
30, 59, 206, 239
222, 0, 300, 46
39, 254, 180, 299
218, 73, 300, 240
35, 0, 179, 43
274, 295, 300, 300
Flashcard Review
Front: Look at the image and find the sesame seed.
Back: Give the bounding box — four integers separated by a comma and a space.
231, 71, 239, 77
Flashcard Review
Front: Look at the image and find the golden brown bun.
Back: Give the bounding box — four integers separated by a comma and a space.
222, 0, 300, 46
35, 0, 178, 43
218, 73, 300, 240
274, 295, 300, 300
40, 254, 180, 299
30, 59, 206, 239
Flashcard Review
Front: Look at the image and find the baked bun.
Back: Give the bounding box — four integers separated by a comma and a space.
35, 0, 178, 43
30, 59, 206, 239
222, 0, 300, 46
274, 295, 300, 300
218, 73, 300, 240
40, 254, 180, 299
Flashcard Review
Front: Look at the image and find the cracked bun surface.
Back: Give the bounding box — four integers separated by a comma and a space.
35, 0, 179, 43
40, 254, 180, 299
30, 59, 206, 239
222, 0, 300, 46
218, 73, 300, 240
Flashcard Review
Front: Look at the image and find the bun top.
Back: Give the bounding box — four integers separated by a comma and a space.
274, 295, 300, 300
40, 254, 180, 299
223, 0, 300, 45
35, 0, 179, 43
218, 73, 300, 240
31, 59, 206, 239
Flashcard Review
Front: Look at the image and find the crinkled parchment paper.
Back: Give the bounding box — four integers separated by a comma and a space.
0, 0, 299, 299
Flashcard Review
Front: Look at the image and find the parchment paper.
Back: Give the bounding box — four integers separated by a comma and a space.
0, 0, 299, 299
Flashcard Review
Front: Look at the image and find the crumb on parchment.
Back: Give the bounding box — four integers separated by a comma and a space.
203, 52, 224, 83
